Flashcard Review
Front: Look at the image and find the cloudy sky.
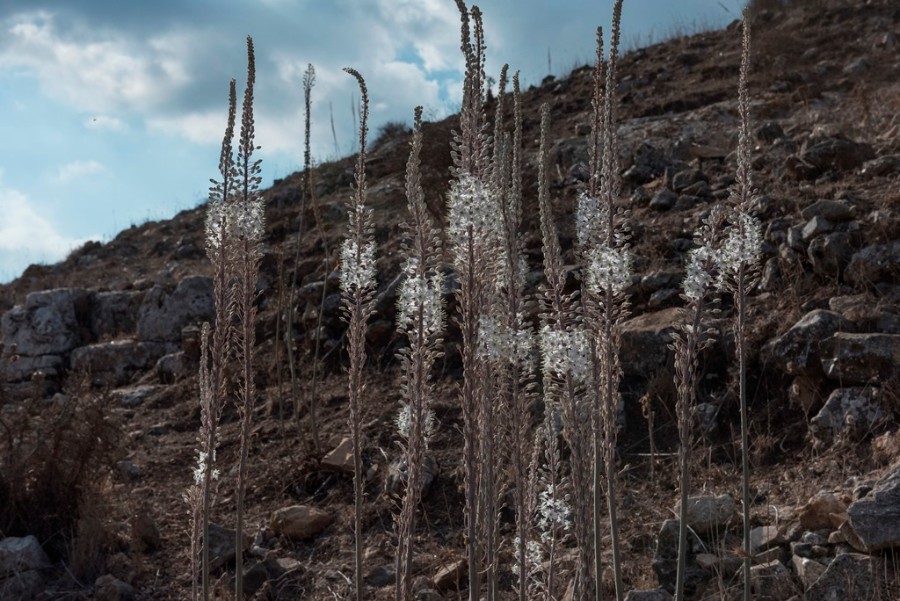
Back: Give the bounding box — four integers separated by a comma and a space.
0, 0, 745, 282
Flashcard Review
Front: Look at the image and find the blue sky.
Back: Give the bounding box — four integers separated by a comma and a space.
0, 0, 746, 282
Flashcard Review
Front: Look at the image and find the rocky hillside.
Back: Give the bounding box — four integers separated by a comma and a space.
1, 0, 898, 599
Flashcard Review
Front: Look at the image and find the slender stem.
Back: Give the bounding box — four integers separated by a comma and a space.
738, 271, 751, 601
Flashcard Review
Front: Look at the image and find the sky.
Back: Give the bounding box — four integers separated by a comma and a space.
0, 0, 747, 283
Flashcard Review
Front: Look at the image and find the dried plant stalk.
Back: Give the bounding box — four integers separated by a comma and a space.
193, 74, 239, 601
340, 67, 376, 601
233, 36, 264, 601
721, 12, 762, 601
395, 106, 444, 601
673, 208, 727, 601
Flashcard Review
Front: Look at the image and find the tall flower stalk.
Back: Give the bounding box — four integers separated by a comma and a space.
581, 3, 629, 599
536, 102, 594, 601
672, 207, 727, 601
232, 36, 264, 601
449, 3, 493, 598
340, 67, 376, 601
720, 12, 762, 601
190, 74, 238, 601
395, 106, 445, 601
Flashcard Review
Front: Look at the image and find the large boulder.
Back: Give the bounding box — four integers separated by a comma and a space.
90, 290, 144, 339
747, 559, 797, 601
137, 276, 214, 343
675, 494, 736, 534
847, 463, 900, 552
269, 506, 332, 541
0, 535, 51, 600
763, 310, 852, 376
810, 387, 885, 443
820, 333, 900, 383
71, 341, 168, 386
1, 288, 92, 381
800, 134, 875, 173
804, 553, 875, 601
845, 241, 900, 287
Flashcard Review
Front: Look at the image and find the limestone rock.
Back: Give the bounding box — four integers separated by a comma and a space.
845, 241, 900, 287
91, 290, 144, 339
671, 169, 707, 192
321, 437, 354, 474
801, 215, 832, 241
805, 553, 875, 601
810, 387, 885, 443
94, 574, 135, 601
800, 199, 854, 222
748, 559, 797, 601
433, 558, 466, 590
1, 288, 91, 382
798, 491, 847, 530
764, 310, 852, 376
0, 535, 50, 600
70, 340, 167, 386
807, 232, 852, 278
751, 525, 785, 555
650, 189, 677, 211
270, 505, 332, 541
800, 134, 874, 173
1, 288, 89, 357
791, 555, 826, 589
675, 494, 736, 534
0, 535, 51, 574
820, 333, 900, 383
137, 276, 214, 343
847, 462, 900, 552
204, 522, 247, 571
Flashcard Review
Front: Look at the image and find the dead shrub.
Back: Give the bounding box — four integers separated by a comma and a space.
0, 383, 120, 564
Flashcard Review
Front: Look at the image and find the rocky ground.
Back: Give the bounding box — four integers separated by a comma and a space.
1, 0, 899, 599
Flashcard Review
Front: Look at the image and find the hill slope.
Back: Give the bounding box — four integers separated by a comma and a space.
0, 0, 898, 599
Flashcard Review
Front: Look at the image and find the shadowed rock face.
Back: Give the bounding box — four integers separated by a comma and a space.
848, 463, 900, 553
804, 553, 876, 601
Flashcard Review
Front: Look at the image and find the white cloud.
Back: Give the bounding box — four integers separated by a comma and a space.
0, 177, 94, 281
57, 159, 105, 182
0, 11, 191, 114
147, 111, 228, 145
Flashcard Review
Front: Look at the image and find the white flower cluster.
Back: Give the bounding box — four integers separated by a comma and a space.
446, 173, 504, 267
537, 485, 571, 541
719, 209, 762, 283
586, 244, 632, 295
511, 536, 544, 576
205, 198, 229, 252
339, 239, 377, 294
575, 192, 608, 249
683, 244, 718, 303
398, 261, 444, 338
205, 197, 266, 252
395, 402, 436, 444
192, 449, 220, 486
232, 197, 265, 242
477, 315, 534, 366
539, 324, 590, 381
